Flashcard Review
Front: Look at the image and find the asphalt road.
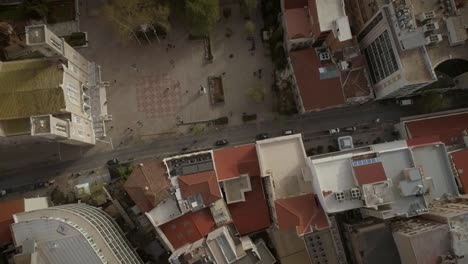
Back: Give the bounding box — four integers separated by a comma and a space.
0, 102, 415, 191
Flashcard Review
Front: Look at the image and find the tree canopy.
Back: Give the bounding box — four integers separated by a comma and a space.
103, 0, 170, 41
185, 0, 219, 36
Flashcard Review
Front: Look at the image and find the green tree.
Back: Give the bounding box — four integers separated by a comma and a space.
244, 0, 258, 14
103, 0, 170, 42
22, 0, 48, 20
245, 20, 256, 37
185, 0, 220, 37
247, 81, 265, 102
417, 92, 449, 113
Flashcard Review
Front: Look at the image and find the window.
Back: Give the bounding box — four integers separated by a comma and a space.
67, 82, 80, 106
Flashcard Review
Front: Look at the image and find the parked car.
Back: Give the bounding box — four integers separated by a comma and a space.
256, 133, 269, 140
0, 189, 6, 197
397, 98, 414, 106
283, 129, 295, 135
106, 158, 120, 166
328, 128, 340, 135
215, 139, 228, 146
344, 126, 357, 132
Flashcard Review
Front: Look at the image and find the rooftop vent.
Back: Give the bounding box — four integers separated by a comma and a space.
425, 34, 443, 45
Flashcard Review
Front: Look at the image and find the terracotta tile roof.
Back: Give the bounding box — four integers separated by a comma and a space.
159, 208, 216, 250
0, 199, 24, 245
178, 171, 222, 206
341, 55, 371, 99
285, 8, 312, 39
123, 160, 171, 213
451, 150, 468, 194
353, 162, 387, 185
406, 136, 442, 147
275, 194, 329, 236
228, 176, 271, 235
213, 144, 260, 181
289, 49, 345, 111
405, 113, 468, 145
284, 0, 308, 9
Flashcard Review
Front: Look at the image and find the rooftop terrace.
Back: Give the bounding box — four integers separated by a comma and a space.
256, 134, 312, 199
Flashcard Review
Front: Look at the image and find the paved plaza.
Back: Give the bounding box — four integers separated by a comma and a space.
78, 0, 275, 148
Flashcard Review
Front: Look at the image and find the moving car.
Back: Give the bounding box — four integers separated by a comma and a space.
215, 139, 228, 146
256, 133, 269, 140
283, 129, 295, 135
328, 128, 340, 135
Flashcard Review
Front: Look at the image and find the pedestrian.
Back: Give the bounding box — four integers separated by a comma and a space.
114, 79, 117, 83
186, 90, 189, 94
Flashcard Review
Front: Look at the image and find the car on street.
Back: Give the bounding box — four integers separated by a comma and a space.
397, 98, 414, 106
283, 129, 295, 135
215, 139, 229, 146
344, 126, 357, 132
329, 128, 340, 135
256, 133, 269, 140
106, 158, 120, 166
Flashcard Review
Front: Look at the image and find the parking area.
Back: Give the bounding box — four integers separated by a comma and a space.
78, 0, 275, 148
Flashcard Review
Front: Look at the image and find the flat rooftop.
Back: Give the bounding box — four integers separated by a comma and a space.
256, 134, 312, 199
315, 0, 346, 32
402, 111, 468, 145
285, 8, 312, 39
311, 140, 459, 215
399, 47, 434, 84
410, 0, 468, 66
289, 48, 345, 111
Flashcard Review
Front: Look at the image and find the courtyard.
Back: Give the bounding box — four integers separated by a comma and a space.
79, 0, 275, 149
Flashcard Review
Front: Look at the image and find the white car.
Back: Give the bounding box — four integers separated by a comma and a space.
329, 128, 340, 135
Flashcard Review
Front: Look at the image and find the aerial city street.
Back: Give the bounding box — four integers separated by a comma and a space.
1, 0, 468, 263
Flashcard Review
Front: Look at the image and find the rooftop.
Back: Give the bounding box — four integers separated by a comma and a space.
213, 144, 260, 181
159, 208, 216, 250
284, 8, 312, 39
123, 159, 171, 213
256, 134, 313, 199
311, 140, 459, 216
0, 59, 65, 120
315, 0, 352, 40
178, 170, 223, 206
451, 150, 468, 194
402, 111, 468, 145
227, 176, 271, 235
289, 48, 345, 111
0, 199, 24, 245
275, 194, 329, 236
352, 162, 387, 185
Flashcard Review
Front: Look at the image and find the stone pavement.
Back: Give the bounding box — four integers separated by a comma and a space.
78, 0, 275, 149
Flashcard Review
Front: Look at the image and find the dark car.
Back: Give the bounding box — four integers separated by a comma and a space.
256, 133, 269, 140
106, 158, 120, 166
215, 139, 228, 146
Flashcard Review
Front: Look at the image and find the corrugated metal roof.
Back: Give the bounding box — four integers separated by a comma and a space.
0, 60, 65, 119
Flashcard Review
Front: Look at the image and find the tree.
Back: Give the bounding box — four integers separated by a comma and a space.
244, 0, 258, 15
245, 20, 256, 37
103, 0, 170, 42
185, 0, 220, 37
247, 81, 265, 102
22, 0, 48, 20
417, 92, 449, 113
0, 22, 24, 49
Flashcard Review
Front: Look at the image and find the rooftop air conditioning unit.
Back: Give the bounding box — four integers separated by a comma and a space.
319, 51, 331, 62
423, 22, 440, 32
335, 191, 345, 201
425, 34, 443, 45
418, 11, 436, 22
